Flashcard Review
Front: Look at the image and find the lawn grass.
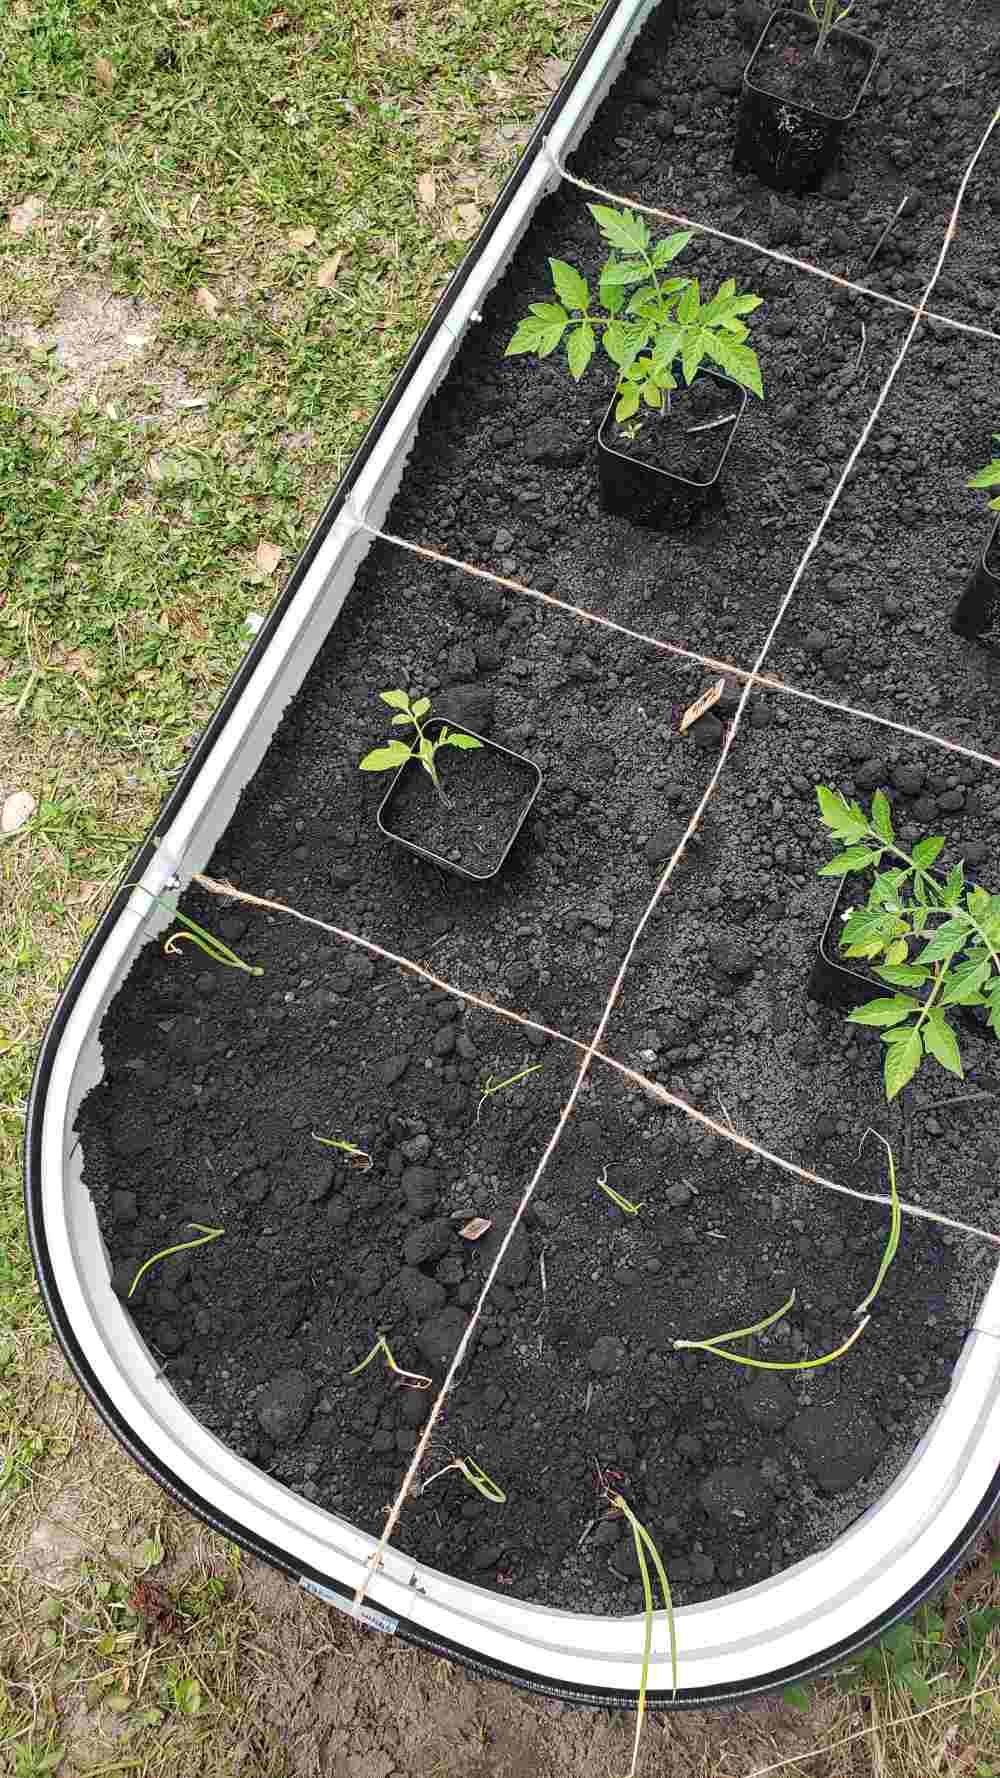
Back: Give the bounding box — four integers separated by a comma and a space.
1, 0, 998, 1772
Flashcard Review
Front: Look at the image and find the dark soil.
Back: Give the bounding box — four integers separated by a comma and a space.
380, 727, 539, 876
749, 12, 876, 119
77, 0, 1000, 1622
602, 374, 743, 485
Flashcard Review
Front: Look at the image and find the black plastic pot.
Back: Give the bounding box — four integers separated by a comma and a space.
734, 7, 878, 195
376, 719, 542, 880
597, 371, 747, 528
951, 518, 1000, 647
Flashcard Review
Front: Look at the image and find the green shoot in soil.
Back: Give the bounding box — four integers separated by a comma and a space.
596, 1167, 644, 1215
969, 436, 1000, 511
674, 1287, 871, 1369
312, 1132, 373, 1170
604, 1487, 677, 1775
359, 689, 481, 809
128, 883, 263, 975
421, 1456, 507, 1502
816, 786, 1000, 1100
475, 1063, 542, 1123
129, 1224, 224, 1299
855, 1131, 901, 1315
348, 1333, 431, 1391
808, 0, 854, 58
506, 204, 763, 426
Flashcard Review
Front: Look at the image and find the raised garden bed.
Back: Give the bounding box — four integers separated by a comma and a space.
27, 0, 1000, 1712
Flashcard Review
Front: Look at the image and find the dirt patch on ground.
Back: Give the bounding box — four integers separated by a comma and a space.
6, 283, 195, 415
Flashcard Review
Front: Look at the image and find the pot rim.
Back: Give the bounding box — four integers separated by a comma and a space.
375, 719, 543, 882
744, 5, 880, 123
597, 370, 749, 490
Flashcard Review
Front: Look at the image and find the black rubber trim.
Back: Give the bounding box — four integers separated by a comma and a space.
23, 0, 1000, 1708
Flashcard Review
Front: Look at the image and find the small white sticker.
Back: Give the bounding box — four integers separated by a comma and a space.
299, 1576, 398, 1634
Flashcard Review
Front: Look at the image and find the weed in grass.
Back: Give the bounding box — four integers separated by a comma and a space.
348, 1333, 432, 1391
475, 1063, 542, 1123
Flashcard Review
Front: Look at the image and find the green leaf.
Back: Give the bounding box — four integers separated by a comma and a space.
410, 697, 431, 719
598, 268, 625, 314
782, 1685, 811, 1713
600, 258, 651, 287
651, 230, 693, 266
969, 458, 1000, 489
719, 339, 763, 398
941, 860, 965, 905
604, 321, 651, 370
884, 938, 908, 965
846, 997, 919, 1028
359, 741, 411, 772
874, 963, 931, 987
379, 689, 411, 711
588, 203, 649, 256
681, 327, 705, 386
884, 1029, 923, 1100
615, 383, 641, 423
913, 919, 970, 965
841, 907, 895, 947
505, 317, 547, 356
923, 1013, 963, 1078
818, 846, 884, 875
566, 321, 596, 381
676, 278, 700, 325
940, 957, 992, 1004
529, 301, 569, 323
912, 835, 945, 870
536, 322, 568, 357
441, 732, 482, 751
549, 257, 589, 311
390, 711, 415, 725
649, 323, 685, 372
871, 790, 895, 843
816, 785, 870, 841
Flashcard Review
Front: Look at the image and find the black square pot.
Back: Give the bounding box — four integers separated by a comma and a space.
951, 517, 1000, 649
734, 7, 878, 194
376, 719, 542, 881
596, 371, 747, 529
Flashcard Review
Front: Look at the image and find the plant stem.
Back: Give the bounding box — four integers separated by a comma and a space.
410, 704, 453, 810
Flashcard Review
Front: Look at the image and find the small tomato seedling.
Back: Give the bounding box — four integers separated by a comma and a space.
360, 689, 481, 808
506, 204, 763, 428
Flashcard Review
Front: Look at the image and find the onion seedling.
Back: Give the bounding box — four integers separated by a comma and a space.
596, 1167, 643, 1215
312, 1131, 372, 1171
475, 1063, 542, 1124
601, 1481, 677, 1775
674, 1287, 870, 1369
129, 1223, 224, 1300
128, 883, 263, 975
348, 1334, 431, 1391
421, 1456, 506, 1503
359, 689, 481, 810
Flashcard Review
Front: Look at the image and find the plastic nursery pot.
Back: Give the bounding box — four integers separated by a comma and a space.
951, 517, 1000, 648
596, 370, 748, 529
375, 718, 542, 881
733, 7, 879, 195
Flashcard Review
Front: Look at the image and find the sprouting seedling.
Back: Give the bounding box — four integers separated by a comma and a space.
816, 786, 1000, 1101
421, 1456, 506, 1503
673, 1287, 871, 1370
359, 689, 482, 810
596, 1167, 643, 1215
312, 1131, 373, 1171
475, 1063, 542, 1124
807, 0, 854, 58
128, 1223, 224, 1300
348, 1334, 432, 1391
602, 1483, 677, 1773
506, 203, 763, 429
854, 1130, 901, 1316
968, 436, 1000, 512
127, 883, 263, 976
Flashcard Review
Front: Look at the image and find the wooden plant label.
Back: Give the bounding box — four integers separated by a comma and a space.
679, 678, 725, 733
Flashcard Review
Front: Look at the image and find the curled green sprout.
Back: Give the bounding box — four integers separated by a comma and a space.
855, 1131, 901, 1315
348, 1334, 431, 1391
605, 1488, 677, 1773
312, 1132, 373, 1171
127, 883, 262, 976
596, 1167, 643, 1215
475, 1064, 542, 1124
421, 1456, 506, 1503
674, 1287, 871, 1370
129, 1223, 225, 1300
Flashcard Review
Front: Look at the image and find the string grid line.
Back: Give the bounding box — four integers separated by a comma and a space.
193, 874, 1000, 1252
546, 149, 1000, 347
341, 100, 1000, 1610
